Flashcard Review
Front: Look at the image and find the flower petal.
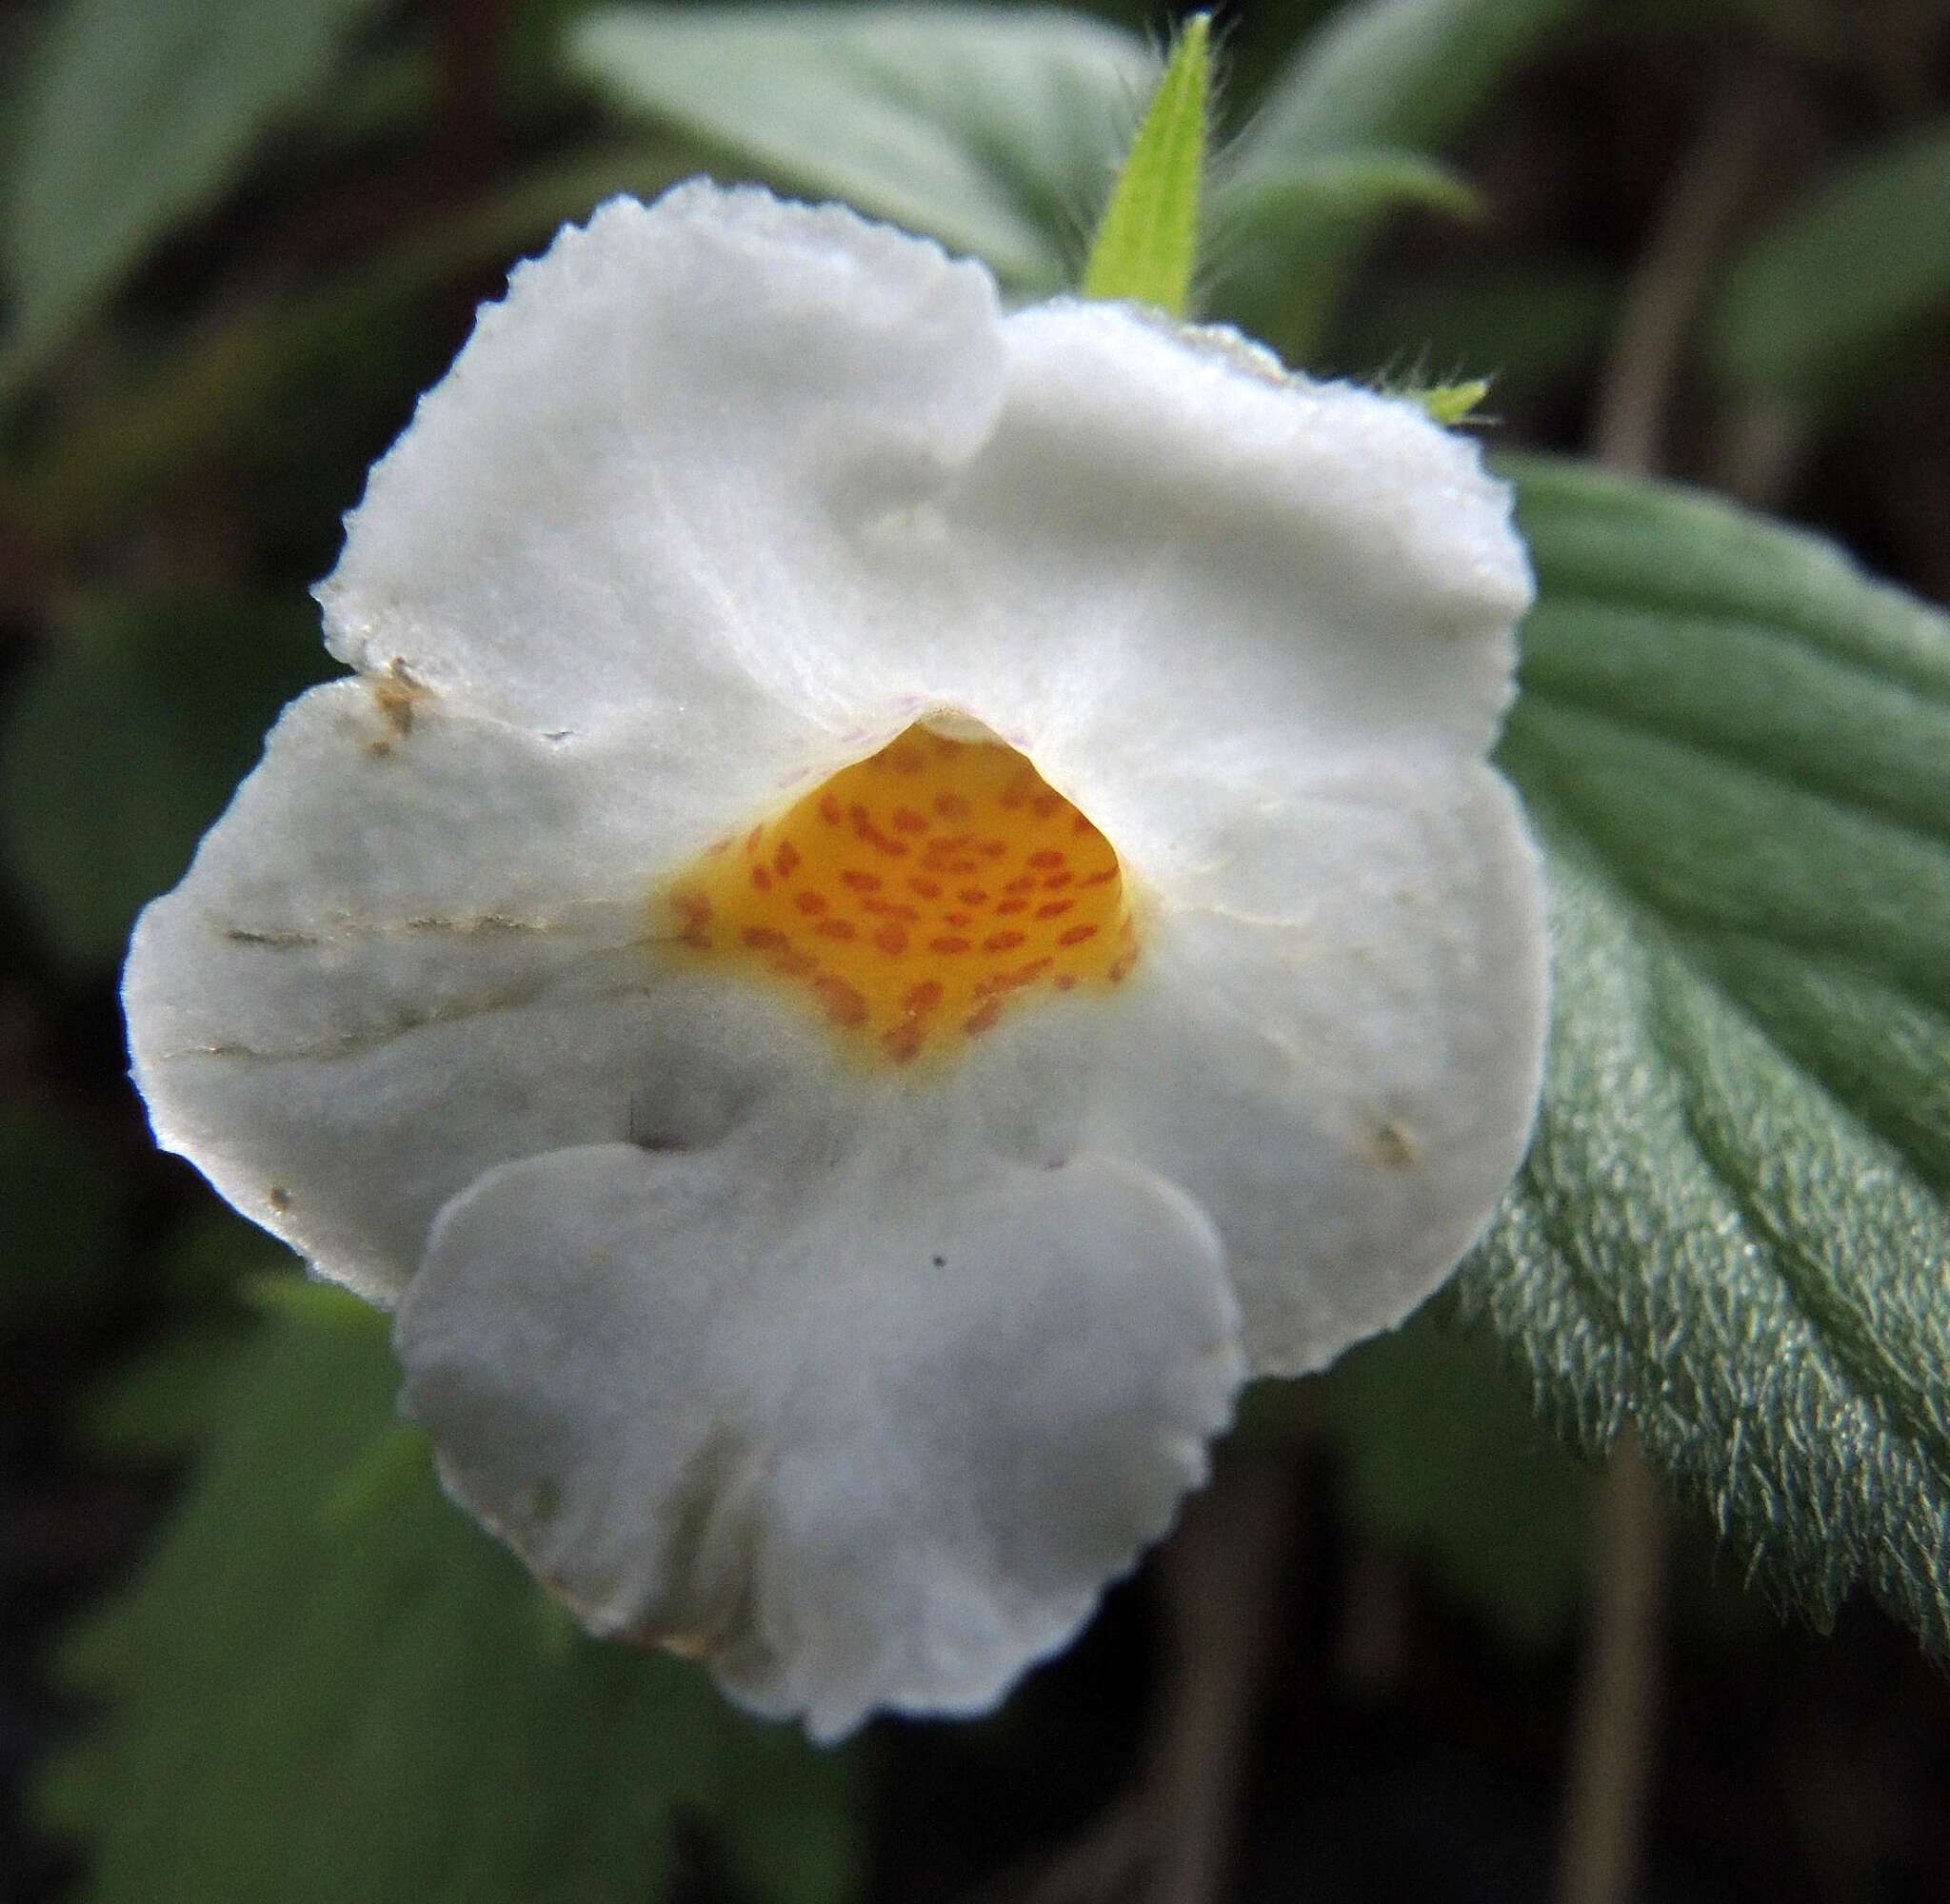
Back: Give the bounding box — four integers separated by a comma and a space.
1085, 753, 1548, 1376
851, 300, 1531, 855
396, 1139, 1243, 1739
124, 679, 837, 1300
318, 184, 1006, 736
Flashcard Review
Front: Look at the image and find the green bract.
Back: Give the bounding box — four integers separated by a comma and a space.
1080, 15, 1210, 317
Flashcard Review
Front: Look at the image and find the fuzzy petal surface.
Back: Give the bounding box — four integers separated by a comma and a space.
888, 304, 1531, 835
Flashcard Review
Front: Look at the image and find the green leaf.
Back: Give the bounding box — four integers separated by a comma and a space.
1081, 14, 1211, 316
1465, 454, 1950, 1651
158, 1206, 293, 1307
567, 4, 1157, 290
1318, 1306, 1592, 1646
1218, 146, 1480, 228
323, 1422, 437, 1527
42, 1317, 862, 1904
1209, 0, 1584, 356
79, 1330, 246, 1457
1205, 147, 1480, 353
1705, 119, 1950, 400
0, 595, 329, 963
80, 1212, 289, 1458
0, 0, 385, 400
1239, 0, 1583, 159
240, 1272, 388, 1331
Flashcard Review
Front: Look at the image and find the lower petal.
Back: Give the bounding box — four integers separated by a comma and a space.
396, 1138, 1243, 1739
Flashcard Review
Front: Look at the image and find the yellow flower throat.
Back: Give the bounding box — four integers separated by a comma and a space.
660, 723, 1136, 1069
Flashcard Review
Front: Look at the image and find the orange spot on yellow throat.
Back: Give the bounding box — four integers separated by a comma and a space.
658, 722, 1138, 1069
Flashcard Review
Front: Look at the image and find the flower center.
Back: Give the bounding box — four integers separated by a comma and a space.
659, 722, 1137, 1068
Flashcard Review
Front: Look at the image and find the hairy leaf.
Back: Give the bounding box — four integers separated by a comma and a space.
1469, 456, 1950, 1649
42, 1316, 861, 1904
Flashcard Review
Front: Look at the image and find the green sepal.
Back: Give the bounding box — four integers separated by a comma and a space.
1081, 14, 1212, 316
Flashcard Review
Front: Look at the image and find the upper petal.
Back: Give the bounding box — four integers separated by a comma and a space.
314, 188, 1531, 884
397, 1138, 1243, 1739
855, 302, 1532, 850
317, 183, 1007, 736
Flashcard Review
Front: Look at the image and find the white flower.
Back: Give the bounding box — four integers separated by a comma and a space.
123, 182, 1547, 1739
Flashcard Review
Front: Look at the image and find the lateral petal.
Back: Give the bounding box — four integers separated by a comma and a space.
124, 679, 831, 1299
1086, 753, 1548, 1375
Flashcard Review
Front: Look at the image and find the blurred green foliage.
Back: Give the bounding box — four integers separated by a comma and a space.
1706, 118, 1950, 402
1318, 1308, 1593, 1649
569, 4, 1156, 291
4, 144, 706, 544
2, 596, 328, 962
1208, 0, 1582, 356
1333, 262, 1618, 399
72, 1211, 283, 1456
0, 0, 387, 394
0, 1102, 119, 1330
44, 1308, 861, 1904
